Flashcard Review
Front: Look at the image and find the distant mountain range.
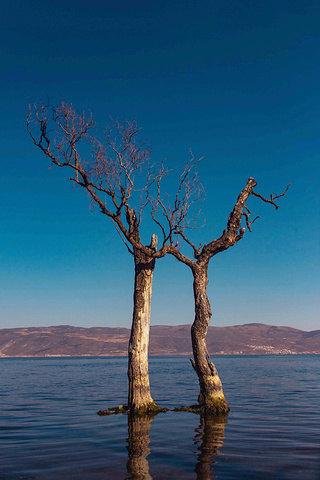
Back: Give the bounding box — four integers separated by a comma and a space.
0, 323, 319, 357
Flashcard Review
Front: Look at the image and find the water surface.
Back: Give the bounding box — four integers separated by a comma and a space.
1, 355, 319, 479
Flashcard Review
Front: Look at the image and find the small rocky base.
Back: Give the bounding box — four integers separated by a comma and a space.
97, 398, 229, 417
173, 399, 230, 416
97, 403, 168, 416
173, 404, 203, 414
97, 405, 129, 416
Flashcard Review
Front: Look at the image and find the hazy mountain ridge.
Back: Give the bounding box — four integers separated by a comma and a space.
0, 323, 319, 357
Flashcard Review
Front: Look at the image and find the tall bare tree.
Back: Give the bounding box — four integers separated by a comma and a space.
27, 102, 168, 414
149, 168, 291, 414
27, 101, 290, 415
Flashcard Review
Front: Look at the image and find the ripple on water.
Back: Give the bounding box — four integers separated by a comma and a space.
0, 355, 320, 480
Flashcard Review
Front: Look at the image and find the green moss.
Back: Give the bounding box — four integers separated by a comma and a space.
131, 401, 168, 416
97, 402, 168, 416
97, 404, 129, 416
173, 396, 230, 416
205, 395, 230, 415
205, 397, 230, 413
173, 404, 202, 414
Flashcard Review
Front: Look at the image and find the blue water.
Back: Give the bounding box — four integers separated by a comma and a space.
1, 355, 319, 479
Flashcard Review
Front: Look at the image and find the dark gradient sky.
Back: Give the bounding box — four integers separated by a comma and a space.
1, 0, 319, 330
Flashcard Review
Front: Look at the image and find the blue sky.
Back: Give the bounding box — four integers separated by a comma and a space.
1, 0, 319, 331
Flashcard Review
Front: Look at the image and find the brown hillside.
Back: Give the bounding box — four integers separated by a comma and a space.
0, 323, 319, 357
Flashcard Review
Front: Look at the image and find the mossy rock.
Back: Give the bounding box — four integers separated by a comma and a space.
130, 401, 168, 416
97, 404, 129, 416
204, 396, 230, 415
173, 404, 203, 414
97, 402, 168, 416
173, 397, 229, 416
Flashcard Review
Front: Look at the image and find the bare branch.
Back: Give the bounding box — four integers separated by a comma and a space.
168, 154, 205, 233
145, 154, 205, 250
241, 206, 260, 232
110, 217, 134, 255
198, 176, 291, 262
28, 101, 291, 269
176, 230, 202, 259
27, 101, 156, 257
251, 182, 293, 209
145, 160, 175, 245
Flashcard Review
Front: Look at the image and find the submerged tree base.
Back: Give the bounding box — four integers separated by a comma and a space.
97, 405, 129, 416
97, 402, 168, 416
97, 398, 228, 417
173, 396, 229, 416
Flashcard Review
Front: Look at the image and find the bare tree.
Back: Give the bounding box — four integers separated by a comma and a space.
27, 101, 168, 415
27, 101, 290, 415
150, 167, 291, 414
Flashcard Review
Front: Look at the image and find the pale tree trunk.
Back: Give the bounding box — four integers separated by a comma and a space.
191, 265, 229, 415
127, 235, 159, 414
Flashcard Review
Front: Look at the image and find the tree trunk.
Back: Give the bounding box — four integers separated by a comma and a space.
127, 235, 159, 414
191, 266, 229, 415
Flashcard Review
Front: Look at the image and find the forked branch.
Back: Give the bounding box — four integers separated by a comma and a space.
146, 155, 205, 251
168, 176, 291, 266
241, 206, 260, 232
251, 182, 293, 210
27, 101, 159, 257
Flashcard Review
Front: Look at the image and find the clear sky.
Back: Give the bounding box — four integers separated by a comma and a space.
1, 0, 319, 331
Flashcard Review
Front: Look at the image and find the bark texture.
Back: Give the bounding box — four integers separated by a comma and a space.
191, 265, 229, 414
128, 234, 159, 414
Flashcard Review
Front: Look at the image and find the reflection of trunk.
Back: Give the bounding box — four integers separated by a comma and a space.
126, 414, 154, 480
128, 235, 158, 414
194, 414, 227, 480
191, 265, 229, 414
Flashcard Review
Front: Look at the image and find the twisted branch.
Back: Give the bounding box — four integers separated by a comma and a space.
251, 182, 293, 209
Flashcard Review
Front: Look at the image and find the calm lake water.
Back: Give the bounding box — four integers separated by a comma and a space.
1, 355, 320, 479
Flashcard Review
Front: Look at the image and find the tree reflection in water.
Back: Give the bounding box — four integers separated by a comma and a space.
194, 414, 227, 479
125, 412, 227, 480
126, 413, 157, 480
